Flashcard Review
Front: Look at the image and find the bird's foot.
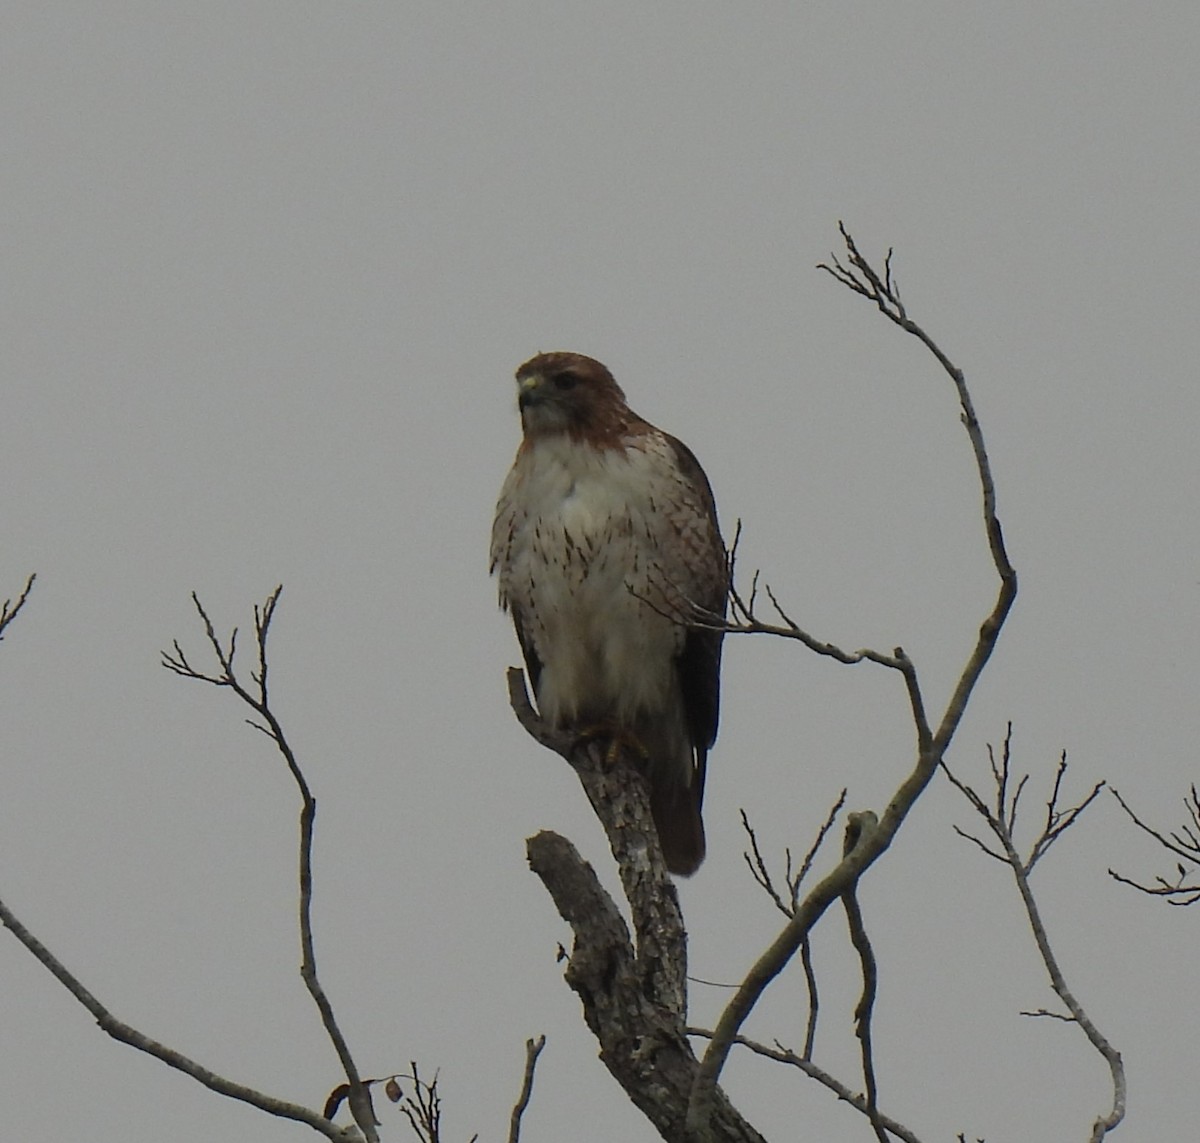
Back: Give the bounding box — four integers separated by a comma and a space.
573, 724, 649, 769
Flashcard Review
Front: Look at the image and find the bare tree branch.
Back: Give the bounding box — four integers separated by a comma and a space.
942, 728, 1105, 877
841, 812, 886, 1143
1020, 1007, 1077, 1023
687, 225, 1017, 1135
1107, 866, 1200, 905
740, 794, 846, 1063
507, 1035, 547, 1143
741, 793, 848, 923
950, 823, 1008, 864
397, 1064, 451, 1143
1109, 786, 1200, 903
0, 894, 361, 1141
686, 1028, 926, 1143
1028, 753, 1104, 874
799, 938, 819, 1062
741, 810, 793, 919
792, 794, 849, 908
944, 741, 1124, 1141
163, 589, 378, 1143
818, 223, 1013, 591
820, 222, 1018, 755
0, 573, 35, 640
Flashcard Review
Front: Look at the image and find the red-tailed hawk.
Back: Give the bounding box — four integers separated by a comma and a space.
491, 352, 727, 875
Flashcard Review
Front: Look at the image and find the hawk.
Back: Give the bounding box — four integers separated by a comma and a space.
491, 351, 727, 875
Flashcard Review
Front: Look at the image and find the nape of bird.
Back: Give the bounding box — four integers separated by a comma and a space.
491, 351, 727, 875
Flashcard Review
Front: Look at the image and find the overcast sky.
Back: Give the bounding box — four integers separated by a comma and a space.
1, 4, 1198, 1141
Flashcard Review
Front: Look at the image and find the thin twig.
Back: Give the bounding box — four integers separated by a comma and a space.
740, 792, 847, 920
507, 1036, 547, 1143
399, 1064, 442, 1143
741, 809, 793, 918
950, 822, 1007, 863
1107, 866, 1200, 905
741, 795, 846, 1062
842, 812, 886, 1143
792, 792, 849, 910
686, 1028, 926, 1143
1029, 754, 1104, 874
943, 729, 1104, 877
944, 745, 1124, 1141
1021, 1007, 1076, 1023
0, 573, 36, 640
799, 938, 819, 1061
820, 222, 1018, 758
1109, 787, 1200, 903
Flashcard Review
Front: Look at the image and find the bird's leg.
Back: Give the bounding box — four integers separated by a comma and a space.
573, 723, 649, 770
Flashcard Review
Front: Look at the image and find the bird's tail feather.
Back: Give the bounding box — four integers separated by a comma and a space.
651, 778, 705, 876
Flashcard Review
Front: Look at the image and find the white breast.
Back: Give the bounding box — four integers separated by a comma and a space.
493, 433, 685, 728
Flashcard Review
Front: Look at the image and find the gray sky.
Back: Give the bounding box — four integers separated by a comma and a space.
2, 4, 1197, 1140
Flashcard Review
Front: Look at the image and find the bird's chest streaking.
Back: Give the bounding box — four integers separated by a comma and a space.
494, 432, 691, 728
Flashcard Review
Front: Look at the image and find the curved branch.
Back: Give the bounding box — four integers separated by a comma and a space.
0, 573, 36, 640
688, 226, 1018, 1133
686, 1029, 925, 1143
819, 222, 1018, 757
0, 894, 360, 1141
842, 813, 886, 1143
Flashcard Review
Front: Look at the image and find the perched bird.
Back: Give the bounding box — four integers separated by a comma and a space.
491, 352, 727, 875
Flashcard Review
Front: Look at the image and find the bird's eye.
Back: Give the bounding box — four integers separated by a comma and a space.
552, 371, 579, 391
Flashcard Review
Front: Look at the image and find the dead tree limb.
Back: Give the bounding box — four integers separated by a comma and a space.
512, 669, 766, 1143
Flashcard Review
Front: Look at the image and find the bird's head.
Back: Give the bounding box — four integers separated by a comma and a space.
513, 352, 630, 440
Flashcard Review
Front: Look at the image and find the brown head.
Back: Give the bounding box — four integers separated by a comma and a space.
513, 352, 635, 442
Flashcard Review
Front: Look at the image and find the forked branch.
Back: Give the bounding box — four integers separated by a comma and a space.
687, 226, 1018, 1135
1109, 786, 1200, 905
943, 732, 1123, 1142
685, 1029, 925, 1143
741, 794, 846, 1061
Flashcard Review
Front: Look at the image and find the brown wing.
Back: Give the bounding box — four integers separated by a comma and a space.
490, 459, 546, 702
664, 432, 727, 804
510, 606, 543, 700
